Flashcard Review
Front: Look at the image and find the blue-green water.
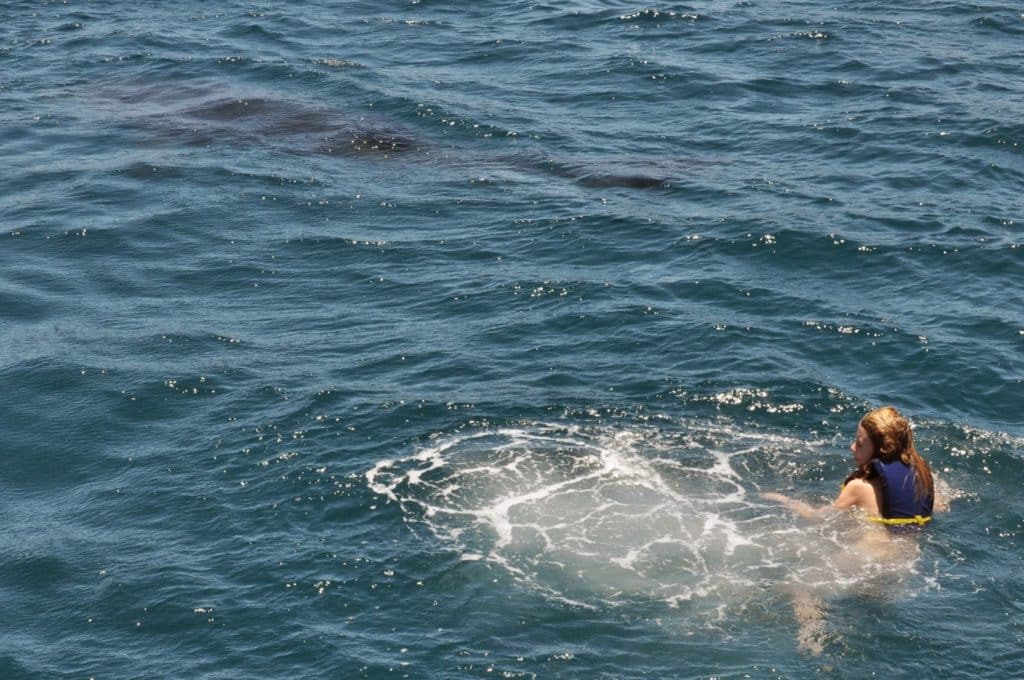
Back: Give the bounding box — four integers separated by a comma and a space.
2, 1, 1022, 677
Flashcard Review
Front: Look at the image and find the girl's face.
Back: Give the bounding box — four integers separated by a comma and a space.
850, 425, 876, 467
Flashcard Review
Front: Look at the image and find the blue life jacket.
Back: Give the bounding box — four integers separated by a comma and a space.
870, 458, 933, 526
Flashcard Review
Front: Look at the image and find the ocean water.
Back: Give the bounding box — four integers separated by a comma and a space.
1, 0, 1022, 677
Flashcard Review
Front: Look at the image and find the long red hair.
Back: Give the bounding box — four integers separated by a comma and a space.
859, 406, 934, 500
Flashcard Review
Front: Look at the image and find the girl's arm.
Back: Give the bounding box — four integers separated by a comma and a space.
761, 492, 835, 520
763, 479, 874, 520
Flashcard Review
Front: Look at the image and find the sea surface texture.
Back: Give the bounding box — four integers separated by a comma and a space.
2, 1, 1022, 677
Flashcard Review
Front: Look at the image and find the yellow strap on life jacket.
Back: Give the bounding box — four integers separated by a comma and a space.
867, 515, 932, 526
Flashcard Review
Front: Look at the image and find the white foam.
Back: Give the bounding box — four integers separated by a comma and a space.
366, 420, 917, 616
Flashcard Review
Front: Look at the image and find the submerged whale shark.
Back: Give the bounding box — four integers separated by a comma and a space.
111, 84, 702, 190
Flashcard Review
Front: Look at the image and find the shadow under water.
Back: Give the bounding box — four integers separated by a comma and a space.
98, 80, 719, 191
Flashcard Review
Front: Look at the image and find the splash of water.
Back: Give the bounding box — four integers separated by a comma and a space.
367, 420, 914, 614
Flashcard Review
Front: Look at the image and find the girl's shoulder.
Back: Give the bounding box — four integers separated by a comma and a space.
843, 476, 877, 489
836, 475, 882, 515
844, 476, 882, 501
